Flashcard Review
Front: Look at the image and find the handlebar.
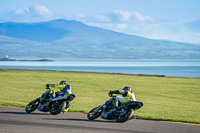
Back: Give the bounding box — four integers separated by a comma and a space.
108, 93, 117, 98
108, 93, 112, 97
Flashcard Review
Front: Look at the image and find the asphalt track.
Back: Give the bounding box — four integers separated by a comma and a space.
0, 106, 199, 133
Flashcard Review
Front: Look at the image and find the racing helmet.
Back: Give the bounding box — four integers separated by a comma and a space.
59, 80, 68, 85
122, 86, 131, 91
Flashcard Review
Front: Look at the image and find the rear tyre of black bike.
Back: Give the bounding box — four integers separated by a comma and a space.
87, 106, 103, 120
50, 101, 66, 115
115, 108, 133, 122
25, 98, 39, 113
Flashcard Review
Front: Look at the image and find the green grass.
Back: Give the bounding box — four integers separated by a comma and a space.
0, 69, 200, 124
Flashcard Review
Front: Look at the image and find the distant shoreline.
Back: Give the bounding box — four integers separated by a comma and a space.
0, 58, 53, 62
17, 59, 53, 62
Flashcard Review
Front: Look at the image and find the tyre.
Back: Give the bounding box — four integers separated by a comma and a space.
50, 101, 66, 115
25, 98, 39, 113
115, 108, 133, 122
87, 106, 103, 120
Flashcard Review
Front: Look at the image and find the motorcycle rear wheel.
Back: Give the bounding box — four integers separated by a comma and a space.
87, 106, 103, 120
25, 98, 39, 113
115, 108, 133, 122
50, 101, 66, 115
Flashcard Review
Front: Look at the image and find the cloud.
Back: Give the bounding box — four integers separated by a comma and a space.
0, 5, 53, 22
94, 14, 111, 22
111, 10, 154, 23
116, 23, 128, 29
14, 8, 29, 16
28, 5, 53, 18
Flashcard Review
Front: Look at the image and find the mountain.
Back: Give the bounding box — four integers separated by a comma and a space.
0, 19, 200, 59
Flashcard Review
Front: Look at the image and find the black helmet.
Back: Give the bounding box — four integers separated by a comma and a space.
59, 80, 68, 85
122, 86, 131, 91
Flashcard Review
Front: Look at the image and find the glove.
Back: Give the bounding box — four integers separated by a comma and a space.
109, 91, 113, 96
46, 84, 50, 89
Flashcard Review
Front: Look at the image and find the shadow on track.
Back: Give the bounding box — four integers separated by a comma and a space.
42, 118, 116, 123
0, 111, 49, 115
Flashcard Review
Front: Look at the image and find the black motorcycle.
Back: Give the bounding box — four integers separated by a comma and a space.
87, 94, 143, 122
25, 88, 75, 115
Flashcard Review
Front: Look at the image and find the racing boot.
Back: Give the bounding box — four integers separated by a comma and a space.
62, 108, 69, 113
63, 102, 70, 113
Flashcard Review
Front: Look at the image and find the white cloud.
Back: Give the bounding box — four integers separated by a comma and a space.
14, 8, 29, 16
116, 23, 128, 29
113, 10, 132, 22
29, 5, 53, 18
94, 14, 111, 22
0, 5, 53, 22
112, 10, 154, 23
132, 11, 154, 22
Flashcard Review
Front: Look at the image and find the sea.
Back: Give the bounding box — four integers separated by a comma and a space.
0, 59, 200, 77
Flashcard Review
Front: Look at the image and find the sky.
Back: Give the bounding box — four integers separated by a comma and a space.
0, 0, 200, 44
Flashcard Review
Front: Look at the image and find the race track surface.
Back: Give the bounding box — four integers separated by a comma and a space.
0, 106, 199, 133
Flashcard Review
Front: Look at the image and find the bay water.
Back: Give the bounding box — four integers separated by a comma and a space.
0, 59, 200, 77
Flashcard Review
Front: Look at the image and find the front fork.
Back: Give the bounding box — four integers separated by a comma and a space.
93, 105, 104, 112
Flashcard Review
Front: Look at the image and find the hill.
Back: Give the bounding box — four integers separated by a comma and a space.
0, 19, 200, 59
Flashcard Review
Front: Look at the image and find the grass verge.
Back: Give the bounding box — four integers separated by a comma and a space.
0, 69, 199, 124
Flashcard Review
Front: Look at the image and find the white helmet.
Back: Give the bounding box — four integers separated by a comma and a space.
59, 80, 68, 85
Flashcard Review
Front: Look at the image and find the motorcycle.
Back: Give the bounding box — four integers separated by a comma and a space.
87, 93, 143, 122
25, 88, 75, 115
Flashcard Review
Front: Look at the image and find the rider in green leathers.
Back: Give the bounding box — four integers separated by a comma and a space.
107, 86, 136, 108
105, 86, 138, 118
46, 80, 74, 113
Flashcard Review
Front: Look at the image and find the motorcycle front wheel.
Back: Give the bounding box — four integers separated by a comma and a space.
115, 108, 133, 122
87, 106, 103, 120
25, 98, 39, 113
50, 101, 66, 115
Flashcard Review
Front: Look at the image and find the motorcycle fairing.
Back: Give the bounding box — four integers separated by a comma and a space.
119, 101, 143, 110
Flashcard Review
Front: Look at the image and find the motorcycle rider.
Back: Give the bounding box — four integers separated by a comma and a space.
46, 80, 74, 113
88, 86, 142, 121
106, 86, 136, 109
